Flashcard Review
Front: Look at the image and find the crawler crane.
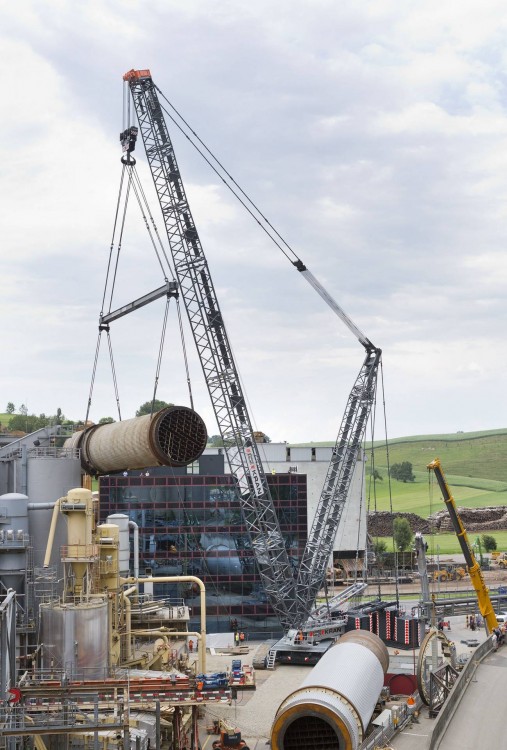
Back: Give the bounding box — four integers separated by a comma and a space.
122, 68, 380, 642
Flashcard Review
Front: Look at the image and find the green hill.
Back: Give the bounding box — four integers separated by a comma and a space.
295, 429, 507, 518
371, 428, 507, 483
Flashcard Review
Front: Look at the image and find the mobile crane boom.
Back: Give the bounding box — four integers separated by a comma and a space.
427, 458, 498, 633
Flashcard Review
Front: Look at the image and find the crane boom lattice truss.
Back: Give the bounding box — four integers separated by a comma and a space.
296, 347, 380, 620
124, 70, 299, 628
123, 69, 380, 630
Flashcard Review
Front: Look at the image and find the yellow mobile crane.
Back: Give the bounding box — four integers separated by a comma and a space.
427, 459, 498, 633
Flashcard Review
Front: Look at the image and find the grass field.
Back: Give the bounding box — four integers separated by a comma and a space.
373, 530, 507, 555
366, 472, 507, 518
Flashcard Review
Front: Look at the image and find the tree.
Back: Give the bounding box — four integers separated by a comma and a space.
393, 517, 413, 552
8, 413, 49, 433
253, 431, 271, 443
5, 402, 15, 414
19, 404, 28, 416
390, 461, 415, 483
372, 539, 388, 567
208, 434, 224, 447
482, 534, 497, 553
99, 417, 115, 424
136, 400, 172, 417
370, 468, 383, 481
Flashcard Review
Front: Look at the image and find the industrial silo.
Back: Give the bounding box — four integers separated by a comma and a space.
40, 598, 109, 679
106, 514, 130, 576
0, 493, 29, 594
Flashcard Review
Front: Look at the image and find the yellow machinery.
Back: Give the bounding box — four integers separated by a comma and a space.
427, 459, 498, 633
432, 565, 466, 582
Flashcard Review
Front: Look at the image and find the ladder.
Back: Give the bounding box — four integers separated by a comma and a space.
266, 650, 277, 670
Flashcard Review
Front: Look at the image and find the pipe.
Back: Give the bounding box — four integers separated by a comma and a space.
128, 520, 139, 579
271, 630, 389, 750
28, 503, 56, 510
43, 498, 62, 568
122, 586, 137, 661
64, 406, 207, 475
121, 575, 207, 674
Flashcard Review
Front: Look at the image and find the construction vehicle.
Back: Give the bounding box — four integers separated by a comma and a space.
122, 69, 381, 651
210, 720, 250, 750
427, 459, 498, 633
432, 565, 466, 582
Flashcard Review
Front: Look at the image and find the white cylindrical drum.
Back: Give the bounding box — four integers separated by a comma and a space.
271, 630, 389, 750
65, 406, 207, 474
107, 513, 130, 575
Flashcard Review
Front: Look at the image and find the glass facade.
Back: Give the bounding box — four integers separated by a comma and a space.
99, 470, 307, 636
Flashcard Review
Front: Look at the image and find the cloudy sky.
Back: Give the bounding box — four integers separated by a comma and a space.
2, 0, 507, 444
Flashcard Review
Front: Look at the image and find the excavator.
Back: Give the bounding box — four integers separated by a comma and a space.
121, 68, 380, 652
427, 459, 498, 634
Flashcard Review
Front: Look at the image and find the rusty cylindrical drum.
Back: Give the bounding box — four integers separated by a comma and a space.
65, 406, 207, 474
271, 630, 389, 750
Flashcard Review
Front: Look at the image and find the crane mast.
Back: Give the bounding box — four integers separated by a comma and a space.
296, 346, 380, 621
427, 458, 498, 634
123, 69, 299, 628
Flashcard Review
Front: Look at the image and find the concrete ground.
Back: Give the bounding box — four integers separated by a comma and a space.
193, 612, 493, 749
194, 643, 308, 749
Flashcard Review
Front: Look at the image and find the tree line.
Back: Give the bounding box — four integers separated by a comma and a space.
1, 399, 174, 433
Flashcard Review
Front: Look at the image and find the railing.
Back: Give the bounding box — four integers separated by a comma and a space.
60, 544, 99, 561
28, 447, 80, 460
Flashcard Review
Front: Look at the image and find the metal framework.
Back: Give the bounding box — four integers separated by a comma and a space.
296, 347, 380, 620
123, 69, 381, 629
0, 591, 16, 701
124, 70, 297, 627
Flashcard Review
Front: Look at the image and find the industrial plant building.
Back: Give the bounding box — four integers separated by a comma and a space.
0, 429, 367, 638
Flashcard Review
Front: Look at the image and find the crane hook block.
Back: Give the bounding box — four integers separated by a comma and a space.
120, 126, 138, 154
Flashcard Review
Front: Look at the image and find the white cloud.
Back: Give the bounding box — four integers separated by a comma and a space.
1, 0, 507, 443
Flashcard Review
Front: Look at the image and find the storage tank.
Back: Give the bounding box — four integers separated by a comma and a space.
64, 406, 207, 474
0, 493, 29, 592
27, 453, 81, 503
40, 599, 109, 679
271, 630, 389, 750
106, 514, 130, 576
27, 454, 80, 571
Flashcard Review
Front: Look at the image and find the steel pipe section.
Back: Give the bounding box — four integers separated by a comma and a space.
271, 630, 389, 750
65, 406, 207, 474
